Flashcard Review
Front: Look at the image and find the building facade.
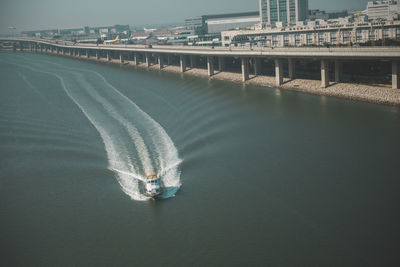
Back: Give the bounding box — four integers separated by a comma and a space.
366, 1, 400, 21
259, 0, 309, 28
185, 12, 259, 35
222, 20, 400, 47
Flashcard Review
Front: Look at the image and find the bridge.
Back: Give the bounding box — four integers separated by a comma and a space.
1, 37, 400, 89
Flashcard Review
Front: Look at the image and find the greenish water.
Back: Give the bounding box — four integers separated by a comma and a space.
1, 51, 400, 266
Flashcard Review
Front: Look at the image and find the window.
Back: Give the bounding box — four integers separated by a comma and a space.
269, 0, 278, 23
356, 30, 363, 42
284, 34, 289, 46
272, 36, 279, 46
306, 33, 313, 44
396, 28, 400, 38
330, 32, 337, 44
384, 28, 389, 38
295, 34, 301, 46
343, 31, 349, 42
318, 33, 325, 45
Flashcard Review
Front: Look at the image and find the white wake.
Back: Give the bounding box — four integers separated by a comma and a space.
7, 58, 182, 201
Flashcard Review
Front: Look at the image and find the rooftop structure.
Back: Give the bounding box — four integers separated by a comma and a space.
366, 1, 400, 21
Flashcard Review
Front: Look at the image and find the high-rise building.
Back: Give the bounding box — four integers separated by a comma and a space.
259, 0, 308, 28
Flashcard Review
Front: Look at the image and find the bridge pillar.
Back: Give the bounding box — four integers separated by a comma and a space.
393, 61, 399, 89
180, 55, 186, 73
133, 53, 138, 65
62, 48, 65, 55
218, 57, 225, 71
145, 53, 150, 67
107, 51, 111, 61
254, 58, 261, 76
119, 52, 124, 63
207, 56, 214, 77
288, 58, 295, 79
275, 58, 283, 86
334, 60, 342, 83
190, 55, 195, 68
242, 57, 249, 82
86, 50, 90, 58
30, 43, 33, 52
95, 50, 100, 60
159, 54, 164, 69
19, 43, 23, 51
321, 59, 330, 88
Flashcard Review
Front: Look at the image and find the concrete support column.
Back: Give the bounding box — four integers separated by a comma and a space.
321, 59, 330, 88
62, 48, 65, 55
133, 53, 138, 65
145, 53, 150, 67
96, 50, 100, 60
119, 52, 124, 63
86, 50, 90, 58
288, 58, 295, 79
242, 57, 250, 82
218, 57, 225, 72
334, 60, 342, 83
159, 55, 164, 69
254, 58, 261, 76
275, 58, 283, 86
190, 55, 195, 68
207, 56, 214, 77
180, 55, 186, 73
393, 61, 399, 89
30, 44, 33, 52
107, 51, 111, 61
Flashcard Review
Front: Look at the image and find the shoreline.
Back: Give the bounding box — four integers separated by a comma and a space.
11, 51, 400, 106
133, 60, 400, 106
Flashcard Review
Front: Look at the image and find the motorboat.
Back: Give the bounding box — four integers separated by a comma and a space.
145, 172, 162, 198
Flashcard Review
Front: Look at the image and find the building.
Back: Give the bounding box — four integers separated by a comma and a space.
185, 12, 259, 35
366, 1, 400, 21
221, 20, 400, 47
308, 10, 329, 21
21, 25, 130, 40
259, 0, 309, 28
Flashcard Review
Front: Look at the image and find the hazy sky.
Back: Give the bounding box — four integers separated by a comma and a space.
0, 0, 371, 34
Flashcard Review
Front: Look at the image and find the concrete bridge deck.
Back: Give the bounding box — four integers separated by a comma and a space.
1, 37, 400, 89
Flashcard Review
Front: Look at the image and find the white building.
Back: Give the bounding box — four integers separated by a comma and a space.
367, 1, 400, 21
221, 20, 400, 47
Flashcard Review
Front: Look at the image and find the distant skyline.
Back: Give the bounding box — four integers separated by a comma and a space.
0, 0, 372, 34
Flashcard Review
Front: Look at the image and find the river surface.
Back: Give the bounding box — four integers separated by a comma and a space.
1, 51, 400, 266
